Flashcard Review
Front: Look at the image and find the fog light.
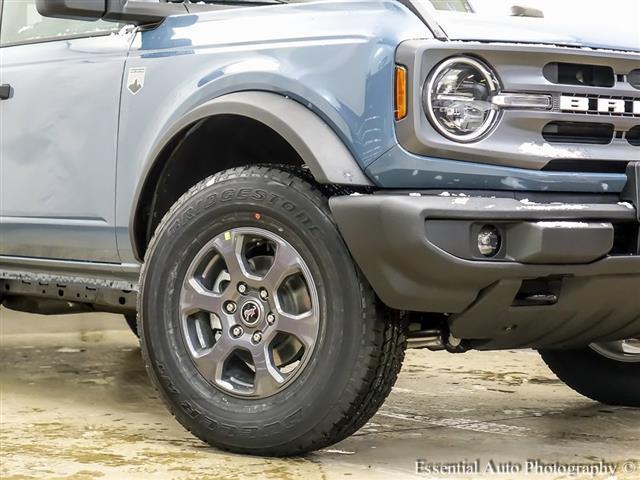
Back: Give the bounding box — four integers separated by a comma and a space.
478, 225, 501, 257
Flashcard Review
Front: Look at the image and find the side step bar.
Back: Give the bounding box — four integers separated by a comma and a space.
0, 256, 139, 315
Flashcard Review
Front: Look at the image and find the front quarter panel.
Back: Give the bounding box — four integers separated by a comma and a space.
115, 0, 431, 262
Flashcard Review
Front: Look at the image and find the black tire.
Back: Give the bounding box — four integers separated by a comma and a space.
138, 165, 407, 456
124, 313, 139, 337
539, 347, 640, 407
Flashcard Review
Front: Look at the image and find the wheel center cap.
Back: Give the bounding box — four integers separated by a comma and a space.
240, 300, 262, 327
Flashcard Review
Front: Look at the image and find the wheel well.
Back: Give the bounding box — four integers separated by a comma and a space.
133, 114, 305, 259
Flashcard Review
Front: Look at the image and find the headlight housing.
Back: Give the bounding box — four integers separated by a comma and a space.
424, 57, 500, 142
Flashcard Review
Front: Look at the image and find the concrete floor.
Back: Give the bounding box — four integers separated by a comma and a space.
1, 308, 638, 480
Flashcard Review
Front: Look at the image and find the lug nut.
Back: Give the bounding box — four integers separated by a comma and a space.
259, 289, 269, 300
224, 301, 237, 314
252, 331, 263, 343
237, 282, 248, 294
231, 325, 244, 338
266, 313, 275, 325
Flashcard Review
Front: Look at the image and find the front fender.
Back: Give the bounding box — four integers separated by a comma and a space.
126, 91, 374, 262
114, 0, 431, 262
137, 91, 373, 191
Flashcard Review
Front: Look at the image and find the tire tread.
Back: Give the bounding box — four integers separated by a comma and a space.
138, 165, 407, 456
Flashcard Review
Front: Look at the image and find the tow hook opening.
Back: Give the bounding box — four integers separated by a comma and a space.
512, 277, 563, 307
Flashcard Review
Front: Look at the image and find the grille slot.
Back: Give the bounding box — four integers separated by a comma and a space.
543, 62, 614, 87
628, 126, 640, 146
629, 69, 640, 90
542, 121, 614, 145
542, 159, 629, 174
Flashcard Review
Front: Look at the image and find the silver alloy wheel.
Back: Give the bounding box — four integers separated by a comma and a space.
590, 339, 640, 363
179, 227, 320, 398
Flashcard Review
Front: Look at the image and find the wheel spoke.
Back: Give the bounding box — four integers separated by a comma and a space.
276, 311, 318, 349
261, 241, 302, 290
252, 345, 284, 396
622, 339, 640, 355
212, 232, 247, 281
181, 278, 224, 316
191, 336, 236, 384
180, 226, 321, 398
590, 339, 640, 363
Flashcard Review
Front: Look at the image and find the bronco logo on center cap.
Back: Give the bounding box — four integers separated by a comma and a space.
241, 301, 261, 326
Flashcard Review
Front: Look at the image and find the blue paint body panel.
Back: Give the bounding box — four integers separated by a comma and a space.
368, 146, 628, 192
0, 33, 132, 262
0, 0, 633, 264
114, 0, 430, 261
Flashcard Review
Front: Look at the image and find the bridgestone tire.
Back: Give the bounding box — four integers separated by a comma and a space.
539, 347, 640, 407
138, 166, 407, 456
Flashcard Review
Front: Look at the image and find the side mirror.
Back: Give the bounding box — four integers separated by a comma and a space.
36, 0, 107, 22
36, 0, 182, 26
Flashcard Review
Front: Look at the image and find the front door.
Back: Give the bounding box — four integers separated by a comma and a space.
0, 0, 131, 262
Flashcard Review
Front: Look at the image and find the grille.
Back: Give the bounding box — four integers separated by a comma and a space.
397, 42, 640, 173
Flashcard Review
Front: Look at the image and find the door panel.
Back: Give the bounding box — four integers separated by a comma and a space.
0, 28, 131, 261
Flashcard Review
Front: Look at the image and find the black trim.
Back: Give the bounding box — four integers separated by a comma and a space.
102, 0, 185, 25
35, 0, 106, 22
329, 192, 640, 350
329, 192, 639, 312
32, 0, 183, 26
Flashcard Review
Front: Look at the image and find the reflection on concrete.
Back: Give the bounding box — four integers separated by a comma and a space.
1, 307, 638, 479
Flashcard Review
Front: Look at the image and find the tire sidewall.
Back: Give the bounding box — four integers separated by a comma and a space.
140, 173, 371, 450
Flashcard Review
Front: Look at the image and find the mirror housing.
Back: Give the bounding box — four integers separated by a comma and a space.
36, 0, 106, 21
36, 0, 183, 26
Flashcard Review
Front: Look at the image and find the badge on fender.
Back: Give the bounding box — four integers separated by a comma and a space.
127, 67, 146, 95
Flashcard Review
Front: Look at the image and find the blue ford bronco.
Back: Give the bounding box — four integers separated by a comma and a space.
0, 0, 638, 456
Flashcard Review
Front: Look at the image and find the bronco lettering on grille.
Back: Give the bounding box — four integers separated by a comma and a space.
560, 95, 640, 116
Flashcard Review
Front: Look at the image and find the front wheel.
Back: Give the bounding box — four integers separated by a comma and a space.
539, 339, 640, 407
138, 166, 407, 456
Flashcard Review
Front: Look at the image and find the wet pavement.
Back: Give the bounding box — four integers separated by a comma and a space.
1, 307, 638, 480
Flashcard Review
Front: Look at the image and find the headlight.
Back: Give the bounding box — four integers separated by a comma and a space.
424, 57, 499, 142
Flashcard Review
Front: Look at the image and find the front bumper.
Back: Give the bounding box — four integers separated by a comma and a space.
329, 166, 640, 350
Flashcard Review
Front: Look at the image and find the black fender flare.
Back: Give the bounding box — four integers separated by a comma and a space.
130, 91, 373, 260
